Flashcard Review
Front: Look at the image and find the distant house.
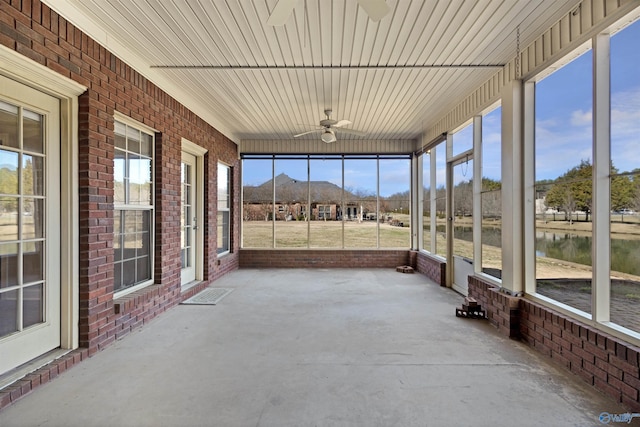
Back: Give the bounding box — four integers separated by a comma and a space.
243, 173, 374, 221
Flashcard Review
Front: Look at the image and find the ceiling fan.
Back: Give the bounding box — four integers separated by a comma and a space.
294, 110, 366, 143
267, 0, 390, 26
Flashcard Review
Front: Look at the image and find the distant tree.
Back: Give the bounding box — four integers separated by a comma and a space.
454, 180, 472, 216
545, 160, 593, 221
482, 177, 501, 191
633, 170, 640, 211
384, 190, 410, 213
435, 186, 446, 216
545, 160, 637, 221
481, 178, 502, 220
611, 172, 634, 212
0, 167, 19, 211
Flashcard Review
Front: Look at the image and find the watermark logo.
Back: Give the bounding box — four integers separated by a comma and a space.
599, 412, 640, 424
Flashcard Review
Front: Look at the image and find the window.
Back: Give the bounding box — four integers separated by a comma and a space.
275, 157, 308, 248
113, 118, 154, 294
310, 158, 341, 248
421, 151, 431, 252
481, 107, 502, 279
241, 154, 410, 249
0, 101, 48, 336
523, 12, 640, 341
380, 158, 410, 248
451, 124, 473, 259
434, 145, 447, 257
317, 205, 331, 220
217, 163, 231, 255
344, 157, 378, 248
533, 45, 593, 314
610, 18, 640, 333
242, 158, 273, 247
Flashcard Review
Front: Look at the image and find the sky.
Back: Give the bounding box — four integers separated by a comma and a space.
535, 19, 640, 181
243, 18, 640, 195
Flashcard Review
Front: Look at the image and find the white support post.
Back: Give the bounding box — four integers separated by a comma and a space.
501, 79, 524, 295
592, 32, 611, 322
472, 115, 483, 275
413, 153, 423, 251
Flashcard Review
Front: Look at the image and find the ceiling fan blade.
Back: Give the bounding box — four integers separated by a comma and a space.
267, 0, 297, 26
294, 129, 320, 138
357, 0, 390, 22
334, 119, 352, 128
335, 128, 366, 137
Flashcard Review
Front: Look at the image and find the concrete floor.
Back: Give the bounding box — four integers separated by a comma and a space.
0, 269, 629, 426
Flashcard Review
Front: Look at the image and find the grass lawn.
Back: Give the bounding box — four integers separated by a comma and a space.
243, 220, 411, 248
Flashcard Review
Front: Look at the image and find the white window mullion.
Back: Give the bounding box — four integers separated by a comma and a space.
592, 32, 611, 323
472, 115, 483, 274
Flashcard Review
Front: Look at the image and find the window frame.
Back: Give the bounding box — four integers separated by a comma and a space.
217, 162, 231, 256
241, 154, 410, 249
112, 113, 156, 298
523, 18, 640, 344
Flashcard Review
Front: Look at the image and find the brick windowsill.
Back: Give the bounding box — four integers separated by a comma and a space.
113, 284, 164, 315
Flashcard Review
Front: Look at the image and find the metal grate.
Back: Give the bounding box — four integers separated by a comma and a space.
181, 288, 234, 305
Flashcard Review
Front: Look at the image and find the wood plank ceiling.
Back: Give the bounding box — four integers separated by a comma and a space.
47, 0, 579, 145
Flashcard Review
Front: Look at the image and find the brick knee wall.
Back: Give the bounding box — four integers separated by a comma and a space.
469, 275, 640, 411
468, 276, 519, 338
520, 300, 640, 410
239, 249, 410, 269
414, 251, 446, 286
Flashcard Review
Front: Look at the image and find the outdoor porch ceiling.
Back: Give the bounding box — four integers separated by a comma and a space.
45, 0, 580, 145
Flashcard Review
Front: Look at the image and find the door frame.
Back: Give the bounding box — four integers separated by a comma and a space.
0, 46, 85, 366
446, 149, 474, 295
180, 138, 207, 289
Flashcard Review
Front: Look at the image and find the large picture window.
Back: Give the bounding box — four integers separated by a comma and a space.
609, 19, 640, 333
242, 154, 410, 249
481, 106, 502, 279
217, 163, 231, 255
526, 14, 640, 338
533, 44, 593, 314
113, 118, 154, 294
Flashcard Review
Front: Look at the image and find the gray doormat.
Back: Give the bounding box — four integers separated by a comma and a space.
181, 288, 234, 305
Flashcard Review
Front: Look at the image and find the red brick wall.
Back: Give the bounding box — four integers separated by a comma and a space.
520, 300, 640, 410
0, 0, 240, 355
468, 275, 640, 411
240, 249, 410, 269
468, 276, 520, 338
414, 251, 446, 286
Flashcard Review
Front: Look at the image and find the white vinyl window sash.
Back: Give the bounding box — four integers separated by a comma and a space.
217, 163, 231, 255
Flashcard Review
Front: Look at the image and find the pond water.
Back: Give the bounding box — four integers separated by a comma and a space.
535, 230, 640, 276
433, 225, 640, 276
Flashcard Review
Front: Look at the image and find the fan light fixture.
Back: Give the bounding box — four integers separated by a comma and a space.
321, 129, 336, 143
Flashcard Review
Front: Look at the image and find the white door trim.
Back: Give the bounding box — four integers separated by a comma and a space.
181, 139, 207, 288
0, 45, 85, 354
